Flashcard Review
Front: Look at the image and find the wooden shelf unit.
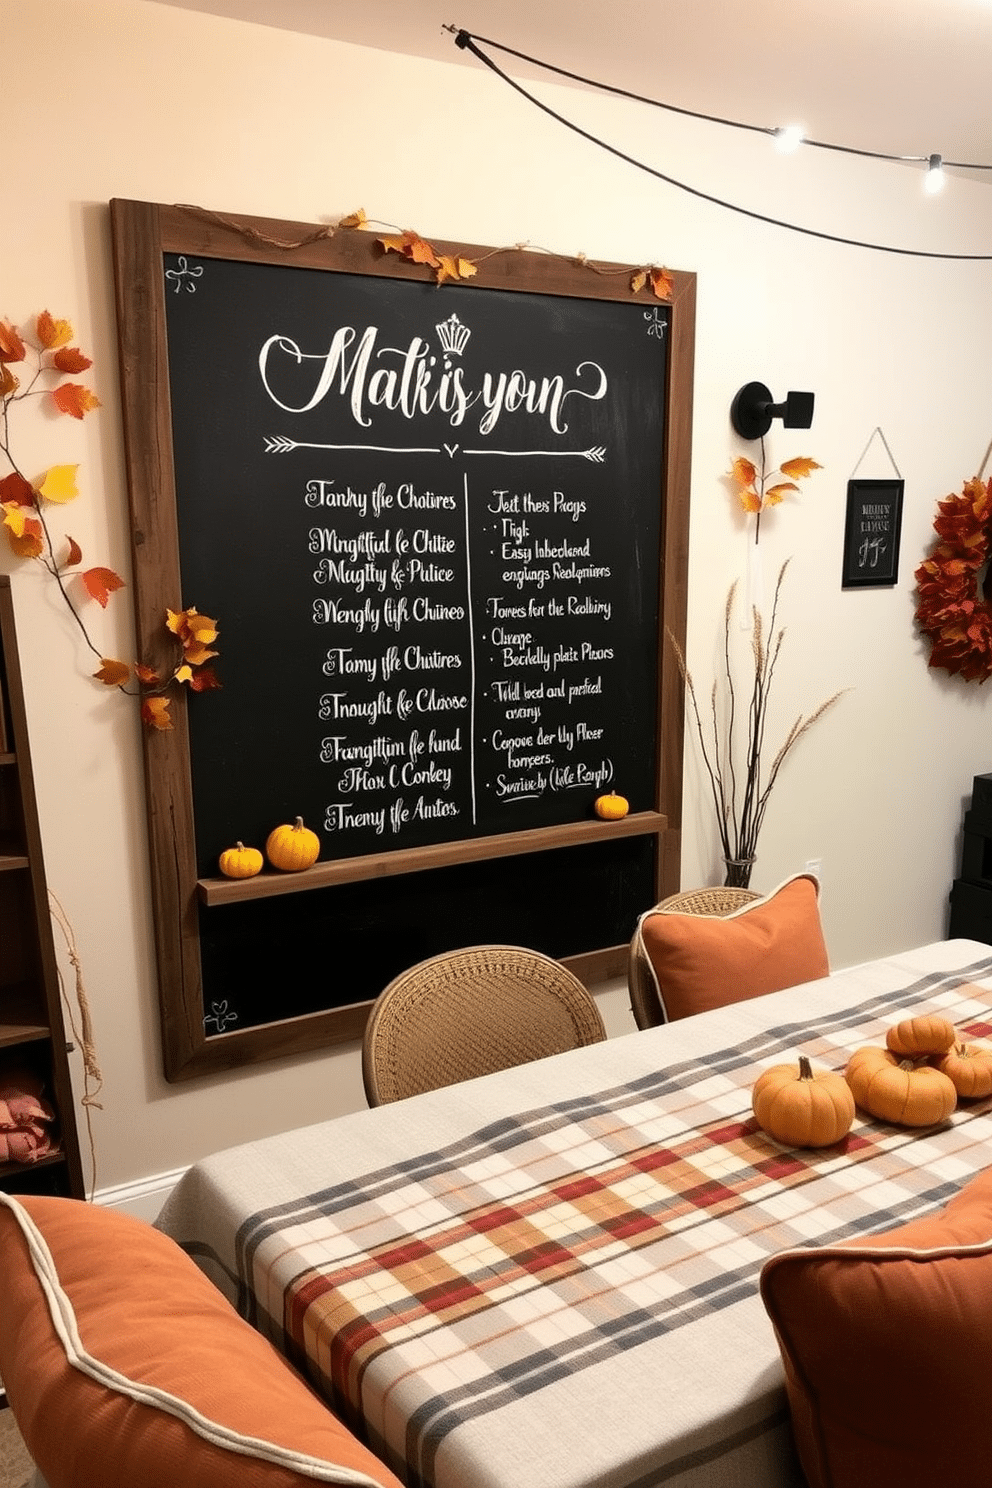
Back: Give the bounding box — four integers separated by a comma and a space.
0, 577, 84, 1200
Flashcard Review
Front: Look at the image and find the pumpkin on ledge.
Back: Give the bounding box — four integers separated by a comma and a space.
593, 791, 629, 821
218, 841, 263, 880
265, 817, 321, 872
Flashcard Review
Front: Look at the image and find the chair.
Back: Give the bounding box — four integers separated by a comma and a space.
362, 944, 607, 1106
628, 887, 760, 1030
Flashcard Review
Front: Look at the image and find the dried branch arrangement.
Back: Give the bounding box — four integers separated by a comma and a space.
671, 561, 845, 887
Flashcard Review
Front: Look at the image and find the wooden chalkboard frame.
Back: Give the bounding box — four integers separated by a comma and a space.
110, 199, 694, 1080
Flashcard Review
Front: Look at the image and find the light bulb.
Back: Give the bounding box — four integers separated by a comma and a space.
924, 153, 945, 194
774, 124, 804, 154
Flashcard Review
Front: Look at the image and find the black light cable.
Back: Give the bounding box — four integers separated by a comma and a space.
449, 26, 992, 262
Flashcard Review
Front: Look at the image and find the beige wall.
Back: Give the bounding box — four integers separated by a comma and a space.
4, 0, 992, 1192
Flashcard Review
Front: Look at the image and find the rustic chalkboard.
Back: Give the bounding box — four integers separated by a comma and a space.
111, 199, 694, 1080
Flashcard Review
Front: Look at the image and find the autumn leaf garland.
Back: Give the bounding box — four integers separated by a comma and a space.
0, 310, 218, 728
336, 207, 674, 299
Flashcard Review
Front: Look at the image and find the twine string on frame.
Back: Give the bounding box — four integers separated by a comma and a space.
174, 203, 338, 252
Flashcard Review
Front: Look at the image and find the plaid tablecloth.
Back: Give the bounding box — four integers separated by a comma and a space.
158, 940, 992, 1488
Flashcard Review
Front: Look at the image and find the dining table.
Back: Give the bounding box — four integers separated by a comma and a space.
156, 937, 992, 1488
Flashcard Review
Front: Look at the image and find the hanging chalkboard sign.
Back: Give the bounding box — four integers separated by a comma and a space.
111, 200, 694, 1080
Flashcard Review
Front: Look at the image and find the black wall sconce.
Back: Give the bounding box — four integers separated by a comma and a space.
730, 382, 815, 440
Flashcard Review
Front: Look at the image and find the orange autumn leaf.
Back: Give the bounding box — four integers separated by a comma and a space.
82, 566, 125, 608
738, 489, 763, 514
63, 536, 82, 568
338, 208, 368, 229
435, 255, 477, 285
52, 383, 100, 419
181, 642, 218, 667
36, 464, 79, 503
730, 457, 758, 489
404, 234, 441, 266
35, 311, 73, 350
779, 457, 822, 480
166, 606, 218, 652
2, 501, 38, 541
52, 347, 93, 374
187, 664, 221, 693
9, 529, 43, 559
764, 482, 801, 506
141, 695, 173, 730
649, 267, 673, 300
0, 322, 26, 363
93, 658, 131, 687
174, 662, 221, 690
0, 365, 18, 398
0, 472, 35, 507
378, 231, 440, 268
2, 504, 44, 556
134, 662, 160, 684
629, 267, 672, 299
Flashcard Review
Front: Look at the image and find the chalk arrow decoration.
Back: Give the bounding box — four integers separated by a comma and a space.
462, 446, 607, 462
264, 436, 443, 455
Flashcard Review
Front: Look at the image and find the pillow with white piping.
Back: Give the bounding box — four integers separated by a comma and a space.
0, 1193, 402, 1488
636, 873, 829, 1021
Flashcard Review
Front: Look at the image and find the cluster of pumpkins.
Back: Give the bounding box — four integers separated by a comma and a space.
751, 1013, 992, 1148
217, 817, 320, 879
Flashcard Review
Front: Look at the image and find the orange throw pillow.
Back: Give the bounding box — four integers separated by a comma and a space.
0, 1193, 402, 1488
760, 1165, 992, 1488
637, 873, 828, 1021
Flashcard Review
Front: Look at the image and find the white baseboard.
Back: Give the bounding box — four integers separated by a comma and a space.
93, 1166, 187, 1223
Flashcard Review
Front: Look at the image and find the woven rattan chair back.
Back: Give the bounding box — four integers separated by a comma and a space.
628, 887, 761, 1030
362, 944, 607, 1106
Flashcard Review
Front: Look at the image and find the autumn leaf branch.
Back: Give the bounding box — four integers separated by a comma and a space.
0, 311, 219, 728
729, 439, 822, 543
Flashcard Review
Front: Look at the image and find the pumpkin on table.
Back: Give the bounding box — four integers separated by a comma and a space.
751, 1055, 855, 1148
845, 1045, 957, 1126
265, 817, 321, 872
885, 1013, 956, 1058
937, 1040, 992, 1099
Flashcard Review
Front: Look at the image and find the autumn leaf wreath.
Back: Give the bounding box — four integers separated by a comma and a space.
915, 476, 992, 682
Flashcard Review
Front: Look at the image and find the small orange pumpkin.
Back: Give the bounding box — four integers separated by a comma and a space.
265, 816, 321, 872
218, 841, 263, 879
885, 1013, 956, 1058
752, 1054, 855, 1148
594, 792, 629, 821
937, 1040, 992, 1100
845, 1045, 957, 1127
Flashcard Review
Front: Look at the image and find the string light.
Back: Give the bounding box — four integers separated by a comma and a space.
924, 153, 946, 194
448, 26, 992, 261
774, 125, 805, 154
447, 25, 991, 178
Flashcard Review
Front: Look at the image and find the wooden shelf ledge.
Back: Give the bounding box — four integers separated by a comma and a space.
197, 811, 668, 906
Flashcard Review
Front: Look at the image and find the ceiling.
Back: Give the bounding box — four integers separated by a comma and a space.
151, 0, 992, 183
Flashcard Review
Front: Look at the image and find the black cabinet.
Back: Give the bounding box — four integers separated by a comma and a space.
949, 773, 992, 946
